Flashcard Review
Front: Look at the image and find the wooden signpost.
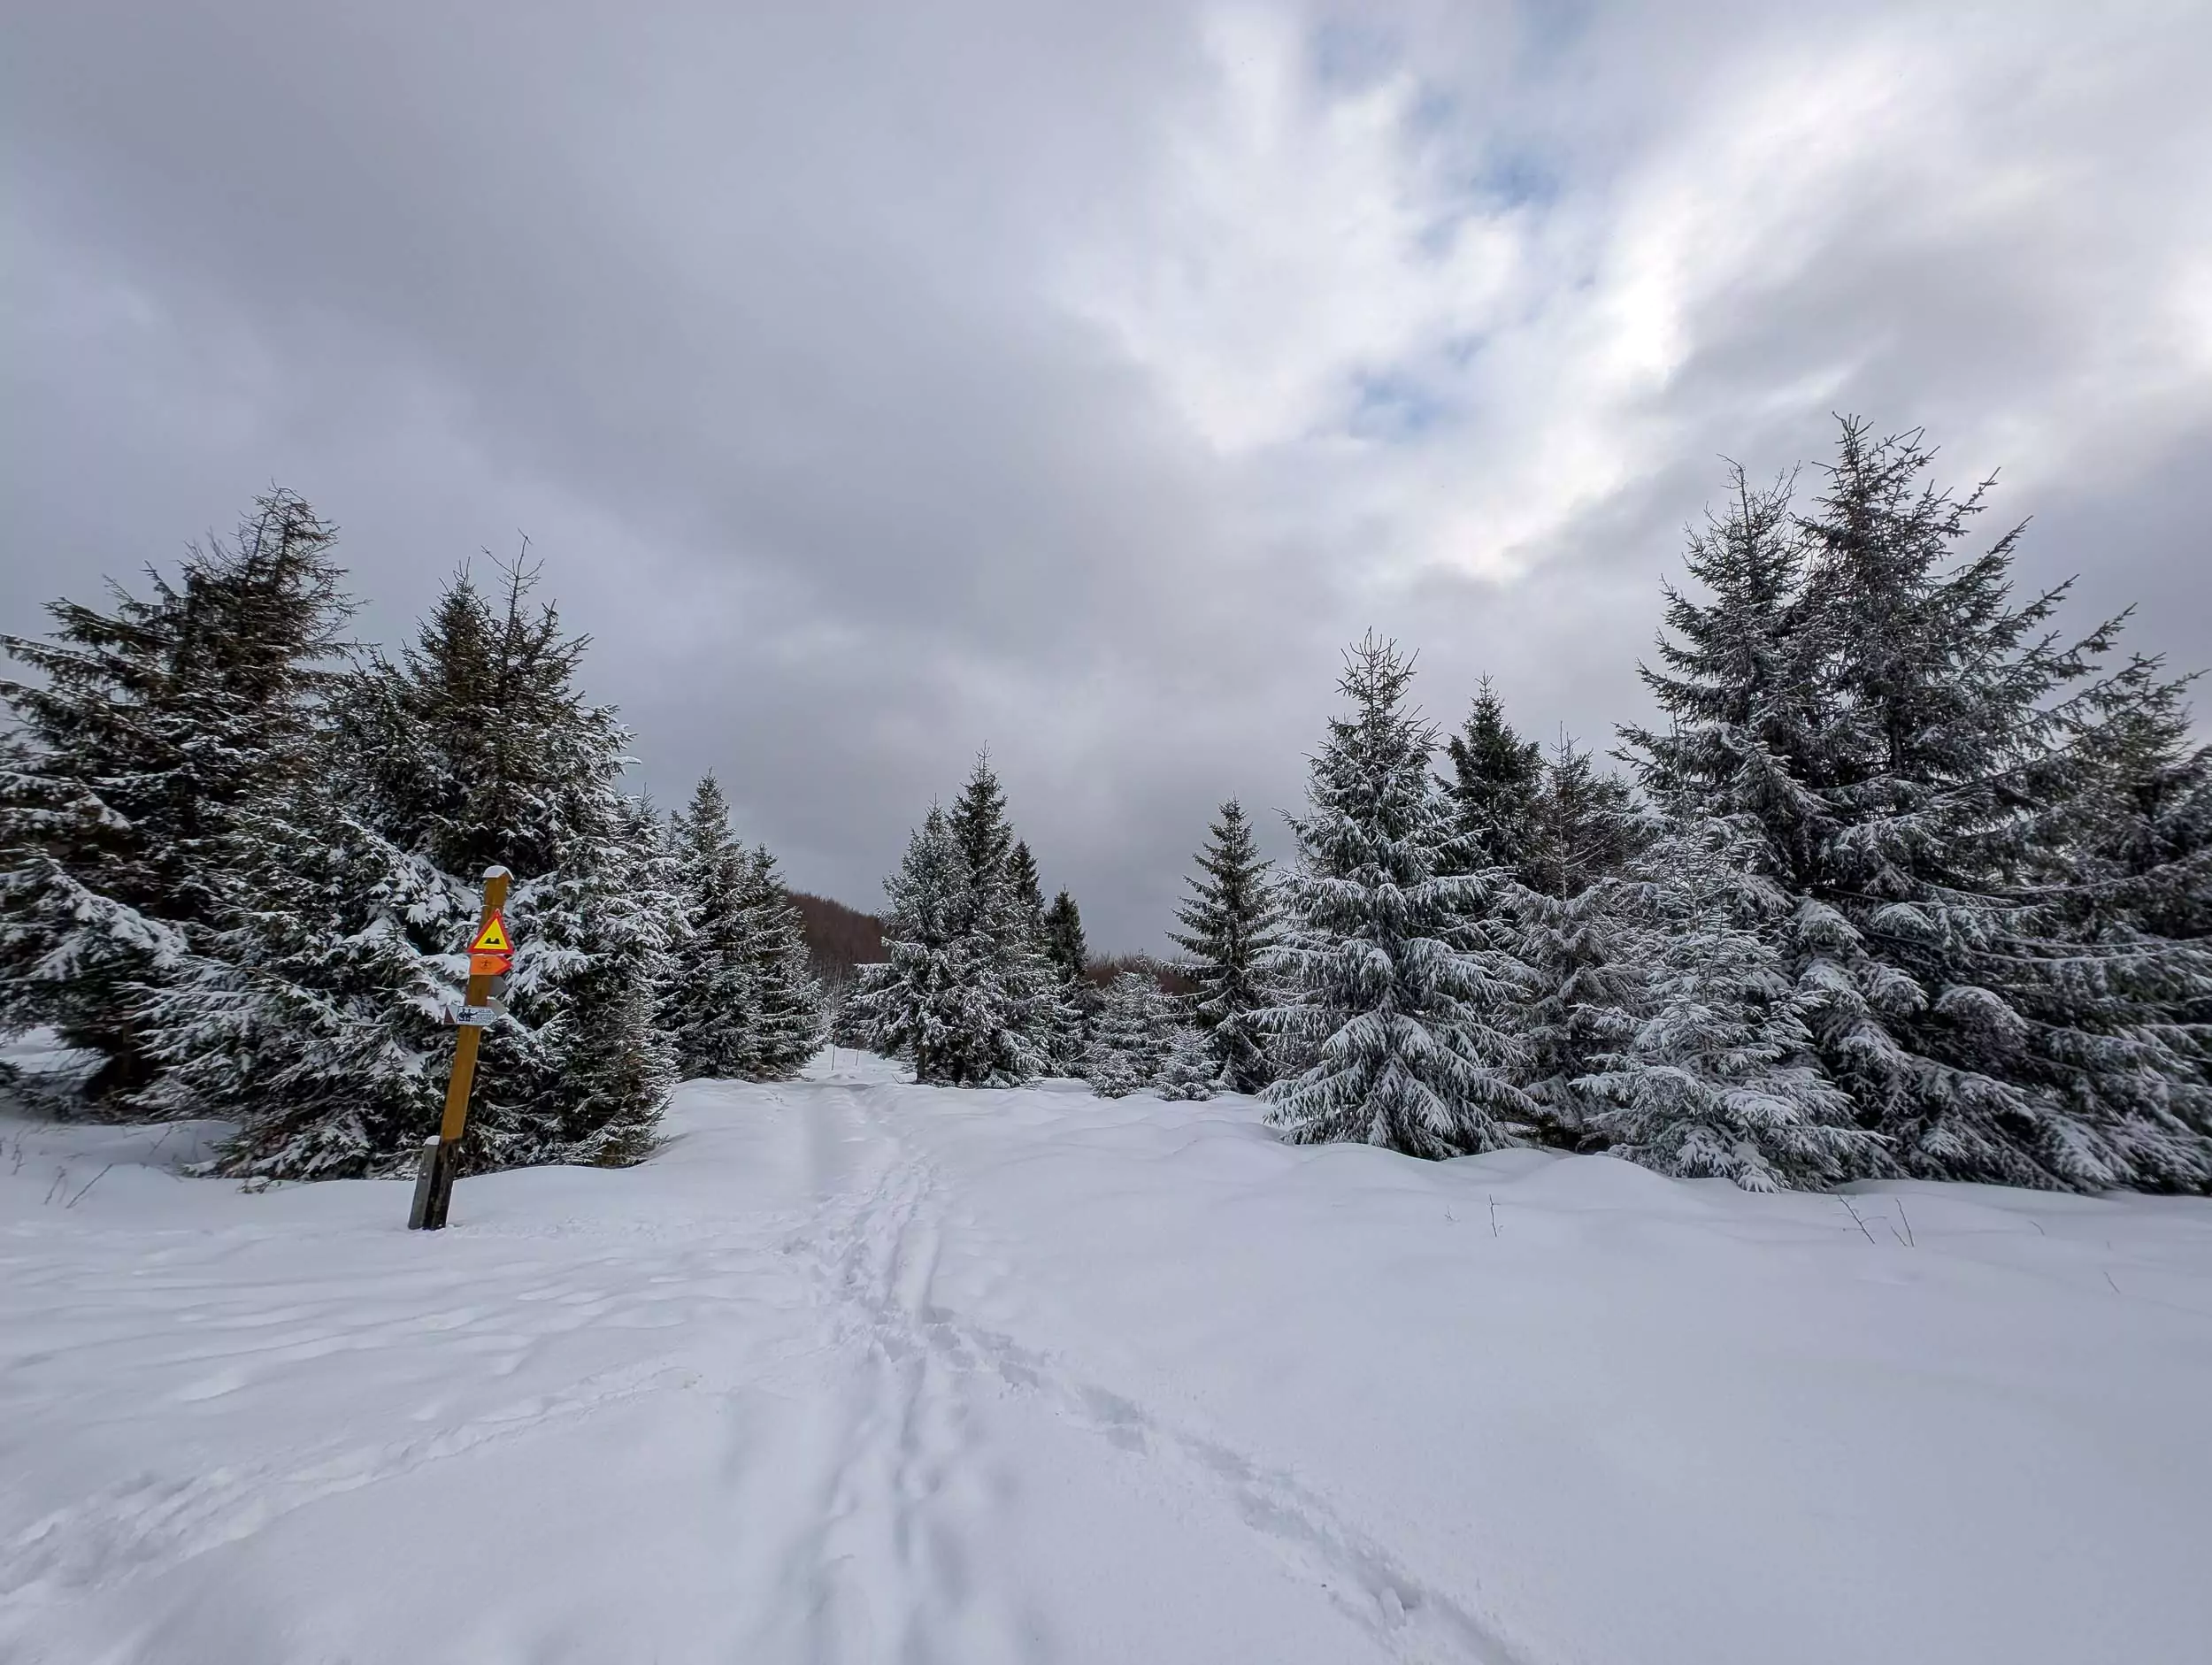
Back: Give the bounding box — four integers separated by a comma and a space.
409, 865, 513, 1231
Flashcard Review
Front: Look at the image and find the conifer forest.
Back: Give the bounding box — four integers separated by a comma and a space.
6, 417, 2206, 1193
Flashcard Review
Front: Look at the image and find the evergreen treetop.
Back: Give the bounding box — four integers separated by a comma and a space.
665, 773, 757, 1080
1169, 798, 1281, 1093
853, 806, 966, 1082
1623, 465, 1824, 850
1261, 633, 1536, 1157
344, 558, 622, 881
1042, 890, 1088, 980
1440, 678, 1546, 878
1525, 736, 1647, 902
738, 842, 827, 1078
932, 754, 1048, 1086
0, 489, 353, 1103
1630, 420, 2212, 1188
1010, 840, 1046, 935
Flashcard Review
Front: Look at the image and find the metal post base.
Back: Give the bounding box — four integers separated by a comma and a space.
407, 1137, 459, 1230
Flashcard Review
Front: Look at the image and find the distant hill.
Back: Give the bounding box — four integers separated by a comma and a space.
790, 892, 885, 991
790, 894, 1194, 999
1086, 954, 1195, 997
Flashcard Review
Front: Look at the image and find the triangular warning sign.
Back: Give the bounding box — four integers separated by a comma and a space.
469, 914, 512, 955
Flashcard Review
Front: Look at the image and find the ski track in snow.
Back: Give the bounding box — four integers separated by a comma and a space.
773, 1087, 1518, 1665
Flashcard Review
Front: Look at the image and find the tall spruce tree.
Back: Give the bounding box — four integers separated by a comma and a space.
1260, 634, 1536, 1156
1440, 678, 1547, 879
1006, 837, 1078, 1066
1621, 465, 1826, 858
0, 491, 351, 1107
2065, 674, 2212, 951
666, 774, 757, 1079
1631, 423, 2212, 1188
853, 807, 965, 1079
530, 794, 680, 1166
1040, 886, 1092, 1074
1502, 738, 1648, 1145
1042, 889, 1089, 982
1009, 840, 1046, 938
1581, 816, 1878, 1190
735, 843, 826, 1078
933, 755, 1048, 1086
1169, 800, 1280, 1093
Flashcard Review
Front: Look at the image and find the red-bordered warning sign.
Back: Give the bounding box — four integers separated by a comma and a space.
467, 911, 514, 976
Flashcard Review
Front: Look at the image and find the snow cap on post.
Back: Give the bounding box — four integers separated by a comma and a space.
483, 864, 511, 879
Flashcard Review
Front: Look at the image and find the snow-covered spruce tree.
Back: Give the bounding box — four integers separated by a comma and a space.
2063, 673, 2212, 950
1620, 464, 1828, 856
1009, 840, 1047, 937
735, 843, 825, 1078
1154, 1018, 1218, 1101
1581, 816, 1878, 1190
451, 570, 674, 1170
851, 807, 964, 1078
929, 755, 1049, 1086
1009, 838, 1079, 1070
1795, 424, 2209, 1185
665, 774, 757, 1078
1259, 633, 1536, 1156
630, 789, 693, 1037
0, 490, 351, 1107
1440, 677, 1547, 880
1042, 888, 1089, 980
2031, 670, 2212, 1135
1527, 737, 1647, 900
1085, 969, 1174, 1097
1169, 799, 1281, 1093
1041, 887, 1092, 1072
164, 561, 673, 1178
521, 793, 680, 1167
132, 774, 467, 1180
1630, 424, 2212, 1188
1502, 738, 1650, 1147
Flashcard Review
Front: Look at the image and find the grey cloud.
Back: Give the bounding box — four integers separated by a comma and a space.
8, 0, 2208, 950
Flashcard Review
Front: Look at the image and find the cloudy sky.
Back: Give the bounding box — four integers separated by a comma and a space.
9, 0, 2210, 948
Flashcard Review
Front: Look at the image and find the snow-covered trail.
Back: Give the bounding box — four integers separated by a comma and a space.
4, 1055, 2211, 1664
0, 1068, 1487, 1663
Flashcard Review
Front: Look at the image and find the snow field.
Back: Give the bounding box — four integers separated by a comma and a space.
4, 1051, 2210, 1664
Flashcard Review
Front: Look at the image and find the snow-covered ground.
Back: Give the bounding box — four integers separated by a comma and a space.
4, 1053, 2209, 1665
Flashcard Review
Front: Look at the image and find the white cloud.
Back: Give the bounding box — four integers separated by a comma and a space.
1058, 3, 2212, 595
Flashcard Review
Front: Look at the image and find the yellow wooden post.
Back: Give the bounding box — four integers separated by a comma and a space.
410, 865, 512, 1231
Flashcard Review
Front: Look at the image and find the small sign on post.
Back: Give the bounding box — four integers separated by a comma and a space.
410, 865, 512, 1231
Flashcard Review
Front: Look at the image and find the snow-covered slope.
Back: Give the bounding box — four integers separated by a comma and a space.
4, 1054, 2208, 1664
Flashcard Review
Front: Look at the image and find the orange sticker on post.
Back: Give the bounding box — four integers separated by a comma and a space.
467, 912, 514, 977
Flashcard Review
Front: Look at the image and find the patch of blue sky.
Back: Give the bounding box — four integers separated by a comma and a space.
1410, 150, 1556, 261
1476, 148, 1560, 210
1345, 368, 1463, 442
